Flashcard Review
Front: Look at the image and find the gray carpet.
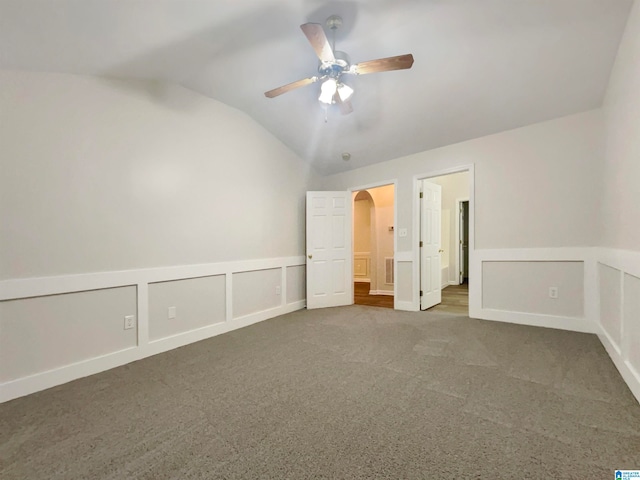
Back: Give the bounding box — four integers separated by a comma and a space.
1, 306, 640, 479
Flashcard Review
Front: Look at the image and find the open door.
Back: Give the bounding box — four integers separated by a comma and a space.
306, 191, 353, 309
420, 180, 442, 310
459, 201, 469, 285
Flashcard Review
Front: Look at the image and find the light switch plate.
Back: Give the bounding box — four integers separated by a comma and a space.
168, 306, 176, 319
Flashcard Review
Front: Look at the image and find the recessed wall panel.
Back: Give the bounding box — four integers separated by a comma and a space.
148, 275, 225, 341
483, 261, 584, 318
397, 262, 413, 303
233, 268, 281, 319
0, 287, 137, 383
286, 265, 306, 304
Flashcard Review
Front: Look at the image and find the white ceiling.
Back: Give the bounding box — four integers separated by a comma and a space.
0, 0, 633, 174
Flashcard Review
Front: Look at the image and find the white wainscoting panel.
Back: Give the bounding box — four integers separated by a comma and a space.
0, 256, 305, 403
598, 263, 623, 349
148, 275, 226, 342
0, 286, 137, 383
596, 248, 640, 405
471, 248, 597, 333
353, 252, 370, 281
286, 265, 306, 305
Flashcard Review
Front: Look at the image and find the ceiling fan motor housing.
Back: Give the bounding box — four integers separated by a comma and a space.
319, 50, 351, 78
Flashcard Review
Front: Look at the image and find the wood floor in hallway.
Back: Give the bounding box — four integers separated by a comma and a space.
353, 281, 469, 314
430, 282, 469, 315
354, 282, 394, 308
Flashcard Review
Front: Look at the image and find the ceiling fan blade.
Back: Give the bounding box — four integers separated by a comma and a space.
351, 54, 414, 75
264, 77, 318, 98
334, 93, 354, 115
300, 23, 335, 63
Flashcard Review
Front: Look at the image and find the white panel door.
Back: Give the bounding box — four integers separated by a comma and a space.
306, 191, 353, 309
420, 181, 442, 310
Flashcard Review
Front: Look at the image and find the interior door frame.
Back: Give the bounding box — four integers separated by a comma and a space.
455, 197, 470, 286
413, 165, 475, 314
348, 179, 398, 309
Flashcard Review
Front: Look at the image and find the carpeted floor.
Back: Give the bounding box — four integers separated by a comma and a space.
1, 306, 639, 479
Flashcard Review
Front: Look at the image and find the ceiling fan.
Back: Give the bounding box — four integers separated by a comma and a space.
264, 15, 414, 115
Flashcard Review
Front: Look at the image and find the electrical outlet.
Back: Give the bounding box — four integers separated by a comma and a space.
549, 287, 558, 299
168, 306, 176, 319
124, 315, 135, 330
275, 286, 281, 295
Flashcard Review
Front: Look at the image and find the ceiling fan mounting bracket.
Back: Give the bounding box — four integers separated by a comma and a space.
325, 15, 343, 31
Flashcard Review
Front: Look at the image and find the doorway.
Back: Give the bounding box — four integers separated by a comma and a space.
352, 184, 395, 309
419, 171, 470, 314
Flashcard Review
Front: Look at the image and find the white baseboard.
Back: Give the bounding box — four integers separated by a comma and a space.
595, 247, 640, 406
598, 326, 640, 405
369, 290, 394, 296
477, 308, 597, 334
0, 257, 306, 403
354, 278, 371, 283
0, 300, 306, 404
394, 300, 416, 311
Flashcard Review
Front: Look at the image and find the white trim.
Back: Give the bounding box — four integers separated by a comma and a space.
395, 251, 413, 262
136, 283, 149, 346
448, 280, 459, 286
598, 248, 640, 279
473, 247, 597, 332
0, 256, 306, 403
598, 327, 640, 405
595, 247, 640, 405
368, 290, 394, 296
473, 247, 593, 262
395, 300, 414, 311
480, 308, 596, 334
0, 256, 305, 301
355, 279, 371, 283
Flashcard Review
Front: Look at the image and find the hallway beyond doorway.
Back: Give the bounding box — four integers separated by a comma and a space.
429, 282, 469, 315
354, 282, 393, 309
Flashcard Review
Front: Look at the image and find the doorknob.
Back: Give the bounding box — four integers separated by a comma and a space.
308, 254, 313, 259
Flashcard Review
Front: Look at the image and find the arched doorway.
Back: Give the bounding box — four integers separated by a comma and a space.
353, 185, 395, 308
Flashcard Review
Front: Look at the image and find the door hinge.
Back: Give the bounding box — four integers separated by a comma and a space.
460, 240, 463, 245
420, 241, 423, 247
420, 290, 423, 297
419, 192, 423, 199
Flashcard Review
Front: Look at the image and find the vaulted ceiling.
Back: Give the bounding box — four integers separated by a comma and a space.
0, 0, 633, 174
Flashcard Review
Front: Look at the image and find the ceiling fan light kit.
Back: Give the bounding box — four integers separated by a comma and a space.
264, 15, 414, 116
